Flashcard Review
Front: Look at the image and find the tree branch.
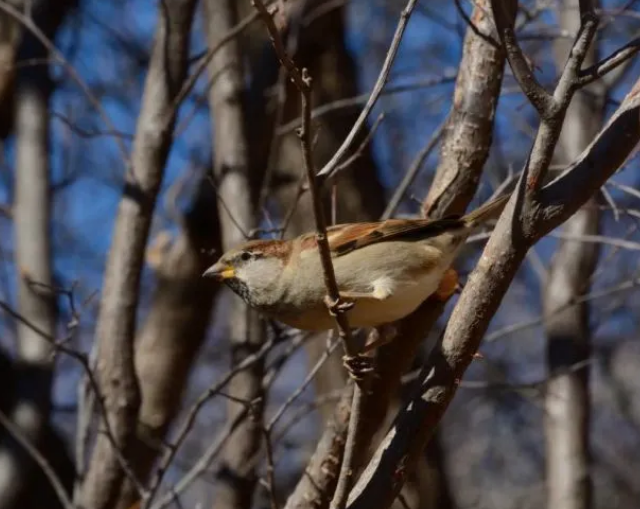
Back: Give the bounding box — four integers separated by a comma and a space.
543, 4, 602, 504
424, 0, 509, 217
205, 2, 268, 509
315, 0, 418, 179
0, 409, 74, 509
493, 1, 598, 210
578, 37, 640, 87
490, 0, 555, 116
346, 73, 640, 509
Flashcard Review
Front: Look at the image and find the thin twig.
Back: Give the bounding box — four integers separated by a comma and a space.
151, 406, 252, 509
485, 275, 640, 343
0, 1, 130, 166
163, 8, 266, 130
268, 335, 340, 431
330, 382, 365, 509
316, 0, 420, 179
143, 337, 275, 508
382, 116, 447, 219
253, 4, 380, 509
262, 429, 279, 509
578, 36, 640, 87
0, 409, 75, 509
153, 331, 305, 509
252, 0, 357, 359
257, 1, 306, 214
0, 300, 147, 498
329, 113, 385, 180
275, 74, 456, 137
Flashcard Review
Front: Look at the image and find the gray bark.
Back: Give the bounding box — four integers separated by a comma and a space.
116, 181, 221, 509
0, 38, 56, 509
543, 3, 603, 508
79, 1, 197, 508
205, 2, 266, 509
0, 0, 70, 505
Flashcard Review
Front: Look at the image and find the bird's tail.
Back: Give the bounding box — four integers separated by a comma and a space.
462, 194, 509, 227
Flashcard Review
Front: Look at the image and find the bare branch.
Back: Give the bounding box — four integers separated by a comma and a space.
543, 4, 603, 504
164, 9, 262, 130
145, 337, 276, 509
424, 0, 508, 217
0, 409, 74, 509
0, 298, 144, 506
578, 37, 640, 87
0, 1, 129, 164
498, 3, 598, 205
316, 0, 419, 179
540, 81, 640, 225
253, 4, 367, 507
267, 336, 340, 431
275, 74, 456, 138
346, 74, 640, 509
490, 0, 555, 116
253, 0, 357, 367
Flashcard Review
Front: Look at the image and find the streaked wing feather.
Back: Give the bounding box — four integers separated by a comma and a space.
328, 216, 464, 256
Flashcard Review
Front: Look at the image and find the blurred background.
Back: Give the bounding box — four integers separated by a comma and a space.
0, 0, 639, 508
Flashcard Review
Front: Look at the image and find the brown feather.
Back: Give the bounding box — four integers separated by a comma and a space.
243, 239, 292, 261
328, 217, 464, 256
295, 195, 509, 258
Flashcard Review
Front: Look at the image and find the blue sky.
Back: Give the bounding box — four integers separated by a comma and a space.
1, 3, 640, 475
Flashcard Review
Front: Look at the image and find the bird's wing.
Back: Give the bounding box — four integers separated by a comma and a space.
295, 196, 508, 257
325, 217, 464, 257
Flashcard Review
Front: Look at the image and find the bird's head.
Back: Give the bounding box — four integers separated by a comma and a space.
203, 239, 291, 307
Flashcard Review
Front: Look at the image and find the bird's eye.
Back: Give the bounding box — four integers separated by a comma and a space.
240, 251, 252, 262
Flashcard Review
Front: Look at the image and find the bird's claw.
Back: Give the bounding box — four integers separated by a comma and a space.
324, 295, 355, 316
343, 353, 375, 383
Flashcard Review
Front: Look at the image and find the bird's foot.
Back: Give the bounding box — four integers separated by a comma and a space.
343, 353, 375, 384
324, 295, 355, 316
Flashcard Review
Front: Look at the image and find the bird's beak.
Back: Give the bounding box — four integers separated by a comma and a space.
203, 262, 235, 281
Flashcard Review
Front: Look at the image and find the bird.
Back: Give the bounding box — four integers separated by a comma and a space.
204, 195, 508, 334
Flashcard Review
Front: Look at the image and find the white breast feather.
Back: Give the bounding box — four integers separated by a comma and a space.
347, 267, 445, 327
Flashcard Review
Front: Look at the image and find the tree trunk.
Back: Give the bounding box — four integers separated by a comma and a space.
543, 3, 603, 508
79, 1, 197, 507
0, 1, 72, 506
116, 180, 221, 509
205, 2, 267, 509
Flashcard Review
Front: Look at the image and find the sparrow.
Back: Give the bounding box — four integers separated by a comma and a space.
204, 195, 508, 332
